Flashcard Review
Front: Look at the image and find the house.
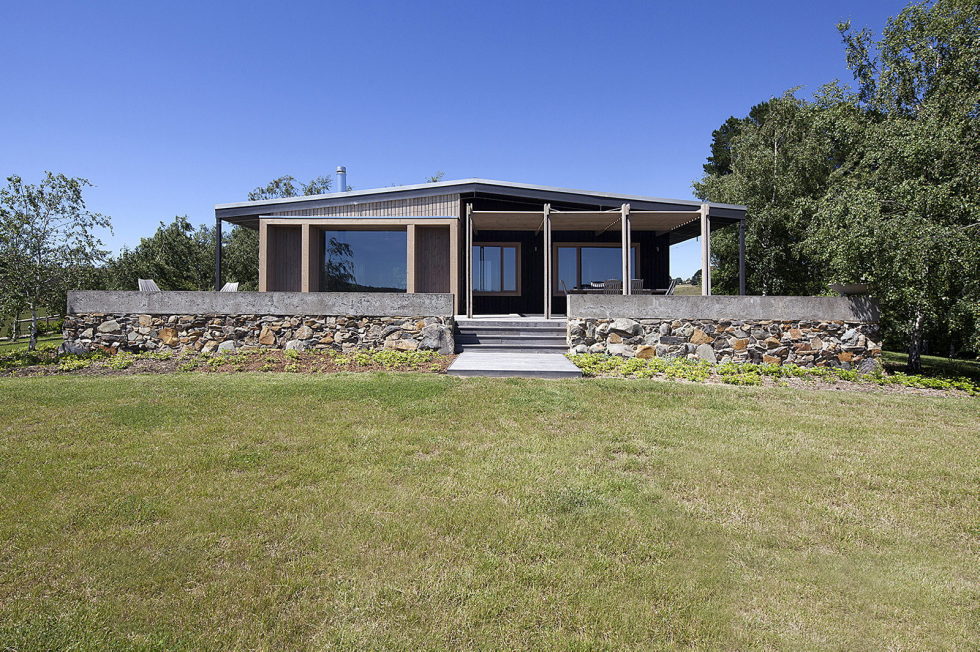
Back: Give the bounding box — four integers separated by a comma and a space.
213, 177, 748, 318
68, 179, 881, 374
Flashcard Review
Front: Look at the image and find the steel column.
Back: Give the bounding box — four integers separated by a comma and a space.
465, 203, 473, 318
738, 218, 746, 296
213, 215, 223, 291
543, 203, 552, 318
700, 203, 711, 296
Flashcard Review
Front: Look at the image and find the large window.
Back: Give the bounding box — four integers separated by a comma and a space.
555, 244, 638, 294
321, 230, 406, 292
472, 243, 519, 295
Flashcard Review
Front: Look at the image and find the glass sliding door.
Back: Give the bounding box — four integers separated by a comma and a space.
321, 230, 407, 292
554, 244, 638, 293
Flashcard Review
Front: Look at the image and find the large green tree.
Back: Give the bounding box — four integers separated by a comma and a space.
811, 0, 980, 369
694, 94, 845, 295
695, 0, 979, 369
0, 173, 111, 349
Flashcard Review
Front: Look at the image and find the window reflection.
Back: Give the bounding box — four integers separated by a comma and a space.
321, 230, 406, 292
556, 245, 637, 293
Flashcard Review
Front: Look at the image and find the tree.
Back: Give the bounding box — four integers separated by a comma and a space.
222, 226, 260, 291
104, 216, 213, 291
218, 174, 338, 290
811, 0, 980, 370
0, 173, 111, 350
247, 175, 332, 201
694, 0, 980, 369
694, 94, 842, 296
425, 171, 446, 183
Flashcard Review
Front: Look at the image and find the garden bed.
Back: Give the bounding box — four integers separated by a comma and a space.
2, 345, 977, 397
568, 353, 980, 397
0, 345, 455, 377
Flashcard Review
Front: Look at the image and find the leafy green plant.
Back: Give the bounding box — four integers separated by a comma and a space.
567, 353, 980, 396
102, 354, 134, 370
57, 356, 93, 372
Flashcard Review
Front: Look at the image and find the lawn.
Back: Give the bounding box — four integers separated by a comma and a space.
0, 334, 61, 352
1, 374, 977, 649
881, 349, 980, 382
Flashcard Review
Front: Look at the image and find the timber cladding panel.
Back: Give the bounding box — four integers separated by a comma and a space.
414, 226, 451, 293
268, 226, 302, 291
272, 193, 460, 217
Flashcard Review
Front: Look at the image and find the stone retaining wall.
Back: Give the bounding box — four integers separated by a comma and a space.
64, 313, 456, 355
568, 317, 881, 371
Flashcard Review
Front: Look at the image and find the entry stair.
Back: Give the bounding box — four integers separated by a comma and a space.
447, 316, 582, 379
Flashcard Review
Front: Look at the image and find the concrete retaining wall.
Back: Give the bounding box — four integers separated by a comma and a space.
567, 295, 879, 323
67, 291, 454, 318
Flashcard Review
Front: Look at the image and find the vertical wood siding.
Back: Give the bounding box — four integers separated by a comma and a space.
272, 193, 460, 217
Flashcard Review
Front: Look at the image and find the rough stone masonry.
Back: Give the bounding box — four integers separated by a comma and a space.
64, 313, 456, 355
568, 317, 881, 371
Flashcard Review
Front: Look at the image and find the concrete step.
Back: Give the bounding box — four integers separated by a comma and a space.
456, 343, 569, 353
456, 319, 565, 329
457, 335, 567, 347
457, 326, 566, 338
447, 351, 583, 379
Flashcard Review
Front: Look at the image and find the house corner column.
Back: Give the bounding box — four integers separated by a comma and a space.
258, 220, 269, 292
301, 223, 312, 292
449, 219, 460, 314
406, 224, 417, 293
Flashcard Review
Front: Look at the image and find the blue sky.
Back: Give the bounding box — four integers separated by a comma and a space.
1, 0, 903, 278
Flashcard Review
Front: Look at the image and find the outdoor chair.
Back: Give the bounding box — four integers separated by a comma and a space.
603, 279, 623, 294
651, 278, 679, 295
137, 279, 161, 292
220, 282, 239, 292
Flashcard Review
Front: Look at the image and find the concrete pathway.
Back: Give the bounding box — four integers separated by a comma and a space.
447, 351, 582, 379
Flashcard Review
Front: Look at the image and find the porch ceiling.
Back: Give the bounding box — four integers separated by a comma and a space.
470, 209, 703, 232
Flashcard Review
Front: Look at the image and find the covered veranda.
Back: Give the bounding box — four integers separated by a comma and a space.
464, 202, 746, 318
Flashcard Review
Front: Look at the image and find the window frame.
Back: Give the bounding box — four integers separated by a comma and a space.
472, 242, 522, 296
552, 242, 640, 295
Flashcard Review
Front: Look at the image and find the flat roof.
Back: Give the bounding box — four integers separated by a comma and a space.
215, 178, 747, 221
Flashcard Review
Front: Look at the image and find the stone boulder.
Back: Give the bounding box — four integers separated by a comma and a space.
294, 325, 314, 340
419, 323, 455, 355
609, 318, 641, 336
385, 338, 418, 351
635, 344, 656, 359
97, 320, 121, 333
58, 341, 90, 355
695, 343, 717, 363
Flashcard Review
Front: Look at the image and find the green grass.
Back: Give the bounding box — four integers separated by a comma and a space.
881, 349, 980, 382
0, 374, 977, 649
672, 283, 702, 296
0, 334, 61, 352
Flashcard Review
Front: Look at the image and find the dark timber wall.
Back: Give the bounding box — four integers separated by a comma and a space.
470, 229, 671, 315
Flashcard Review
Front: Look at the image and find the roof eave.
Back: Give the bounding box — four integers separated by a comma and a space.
214, 178, 747, 220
